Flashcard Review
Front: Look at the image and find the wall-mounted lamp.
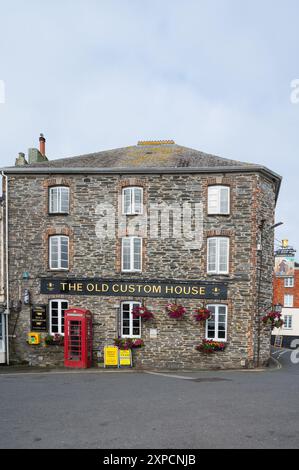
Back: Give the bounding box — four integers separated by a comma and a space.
274, 303, 283, 314
22, 272, 30, 280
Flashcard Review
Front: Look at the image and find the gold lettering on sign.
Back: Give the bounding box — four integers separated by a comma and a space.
152, 285, 162, 294
165, 286, 174, 295
68, 283, 77, 291
43, 278, 225, 299
174, 286, 183, 295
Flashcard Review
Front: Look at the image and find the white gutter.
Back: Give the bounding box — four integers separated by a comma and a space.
1, 171, 9, 365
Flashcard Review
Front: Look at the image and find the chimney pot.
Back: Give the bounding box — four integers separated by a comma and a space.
39, 133, 46, 156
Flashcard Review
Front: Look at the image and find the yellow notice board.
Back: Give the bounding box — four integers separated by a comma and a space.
104, 346, 119, 368
119, 349, 132, 367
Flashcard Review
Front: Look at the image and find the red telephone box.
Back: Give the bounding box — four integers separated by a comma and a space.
64, 308, 92, 368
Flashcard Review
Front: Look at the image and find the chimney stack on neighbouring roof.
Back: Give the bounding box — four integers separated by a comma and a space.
27, 133, 49, 164
15, 152, 28, 166
39, 133, 46, 156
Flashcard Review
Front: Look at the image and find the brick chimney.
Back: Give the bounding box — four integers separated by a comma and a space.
39, 133, 46, 156
28, 134, 49, 164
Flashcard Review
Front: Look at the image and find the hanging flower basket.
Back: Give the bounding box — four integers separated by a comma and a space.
166, 303, 186, 320
114, 338, 145, 350
132, 305, 155, 322
196, 340, 226, 353
194, 308, 211, 322
262, 311, 284, 330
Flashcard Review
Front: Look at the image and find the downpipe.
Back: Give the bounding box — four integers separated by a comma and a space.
1, 171, 9, 365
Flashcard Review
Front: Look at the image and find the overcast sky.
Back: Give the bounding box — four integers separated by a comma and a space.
0, 0, 298, 255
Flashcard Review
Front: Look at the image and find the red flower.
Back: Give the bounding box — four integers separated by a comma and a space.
132, 306, 155, 322
196, 340, 226, 353
262, 311, 284, 330
166, 304, 186, 319
194, 308, 211, 322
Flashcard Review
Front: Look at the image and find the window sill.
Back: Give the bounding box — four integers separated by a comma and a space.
207, 213, 230, 217
48, 269, 69, 272
121, 336, 142, 339
48, 213, 70, 216
121, 271, 142, 274
205, 339, 227, 343
122, 213, 143, 217
207, 273, 230, 276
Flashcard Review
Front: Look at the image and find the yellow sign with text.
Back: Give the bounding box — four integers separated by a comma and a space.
119, 349, 132, 367
104, 346, 119, 367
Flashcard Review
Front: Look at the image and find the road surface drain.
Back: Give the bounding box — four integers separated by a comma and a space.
191, 377, 231, 383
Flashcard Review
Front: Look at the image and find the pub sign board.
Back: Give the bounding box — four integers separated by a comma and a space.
41, 278, 227, 300
31, 305, 47, 332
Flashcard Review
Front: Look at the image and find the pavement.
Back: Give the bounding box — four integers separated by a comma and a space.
0, 348, 298, 449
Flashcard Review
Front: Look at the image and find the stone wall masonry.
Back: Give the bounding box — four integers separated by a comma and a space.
5, 171, 277, 369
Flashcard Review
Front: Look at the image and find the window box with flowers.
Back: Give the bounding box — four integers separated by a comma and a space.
262, 311, 284, 330
114, 338, 145, 350
132, 305, 155, 322
44, 334, 64, 347
196, 340, 227, 353
166, 303, 186, 320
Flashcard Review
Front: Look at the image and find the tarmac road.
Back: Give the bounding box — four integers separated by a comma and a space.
0, 349, 298, 449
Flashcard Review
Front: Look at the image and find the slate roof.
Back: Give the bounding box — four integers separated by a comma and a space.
25, 143, 257, 170
2, 141, 282, 199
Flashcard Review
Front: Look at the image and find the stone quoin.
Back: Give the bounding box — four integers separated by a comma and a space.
0, 137, 282, 369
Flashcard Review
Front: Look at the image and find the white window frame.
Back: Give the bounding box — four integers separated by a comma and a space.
121, 237, 142, 272
121, 301, 142, 338
122, 187, 143, 215
207, 237, 230, 274
206, 304, 228, 342
49, 299, 69, 336
208, 186, 230, 215
284, 294, 294, 308
49, 235, 69, 270
284, 277, 294, 288
49, 186, 70, 214
283, 315, 293, 330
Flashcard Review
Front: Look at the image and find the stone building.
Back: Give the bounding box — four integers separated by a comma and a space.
1, 136, 281, 369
